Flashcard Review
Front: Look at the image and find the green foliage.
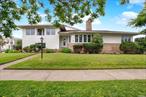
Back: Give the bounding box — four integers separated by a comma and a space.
8, 53, 146, 69
0, 0, 106, 37
15, 39, 22, 50
83, 43, 101, 54
0, 53, 32, 64
73, 44, 83, 53
120, 42, 140, 54
84, 34, 103, 54
135, 37, 146, 53
129, 2, 146, 33
43, 49, 56, 53
92, 34, 103, 46
0, 80, 146, 97
5, 49, 21, 53
61, 48, 71, 53
23, 43, 45, 53
0, 0, 21, 37
73, 34, 103, 54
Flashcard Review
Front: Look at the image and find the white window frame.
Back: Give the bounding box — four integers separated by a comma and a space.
26, 29, 35, 35
46, 28, 56, 35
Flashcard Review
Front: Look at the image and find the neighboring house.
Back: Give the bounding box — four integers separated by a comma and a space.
19, 20, 138, 53
1, 37, 20, 52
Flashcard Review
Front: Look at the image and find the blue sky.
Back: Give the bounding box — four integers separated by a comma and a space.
13, 0, 145, 38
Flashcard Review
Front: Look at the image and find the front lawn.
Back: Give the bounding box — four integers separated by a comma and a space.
0, 53, 33, 65
8, 53, 146, 69
0, 80, 146, 97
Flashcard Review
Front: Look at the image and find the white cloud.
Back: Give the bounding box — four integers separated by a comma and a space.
116, 11, 138, 25
129, 0, 145, 4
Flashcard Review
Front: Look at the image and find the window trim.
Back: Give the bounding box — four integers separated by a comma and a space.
26, 29, 35, 35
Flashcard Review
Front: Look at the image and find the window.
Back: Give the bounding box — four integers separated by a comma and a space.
46, 29, 55, 35
37, 29, 44, 35
26, 29, 35, 35
75, 35, 78, 42
122, 36, 131, 42
84, 35, 87, 42
88, 35, 91, 42
79, 35, 82, 42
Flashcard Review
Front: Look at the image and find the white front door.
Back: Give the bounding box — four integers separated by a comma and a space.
62, 37, 67, 47
60, 36, 68, 47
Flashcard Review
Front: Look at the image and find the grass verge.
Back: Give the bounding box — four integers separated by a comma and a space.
0, 53, 33, 65
7, 53, 146, 69
0, 80, 146, 97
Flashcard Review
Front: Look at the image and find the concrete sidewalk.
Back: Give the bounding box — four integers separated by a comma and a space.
0, 69, 146, 81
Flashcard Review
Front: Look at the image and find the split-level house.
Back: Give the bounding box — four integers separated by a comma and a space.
19, 20, 138, 53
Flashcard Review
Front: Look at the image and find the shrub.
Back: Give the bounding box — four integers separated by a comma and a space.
135, 37, 146, 53
44, 49, 55, 53
5, 49, 20, 53
83, 34, 103, 54
23, 43, 43, 53
61, 48, 72, 53
92, 34, 103, 45
120, 42, 140, 54
83, 43, 101, 54
73, 34, 103, 54
23, 46, 30, 53
73, 44, 83, 53
5, 49, 10, 53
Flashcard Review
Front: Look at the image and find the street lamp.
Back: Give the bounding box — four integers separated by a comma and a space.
40, 37, 44, 59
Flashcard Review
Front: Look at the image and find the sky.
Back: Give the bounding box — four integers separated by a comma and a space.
13, 0, 145, 38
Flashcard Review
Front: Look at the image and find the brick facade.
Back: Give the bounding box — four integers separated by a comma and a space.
101, 43, 121, 54
67, 43, 122, 54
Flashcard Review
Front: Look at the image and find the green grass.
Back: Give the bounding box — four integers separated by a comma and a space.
8, 53, 146, 69
0, 53, 33, 65
0, 80, 146, 97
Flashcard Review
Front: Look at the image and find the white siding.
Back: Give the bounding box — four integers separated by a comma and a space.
22, 28, 60, 49
102, 34, 122, 44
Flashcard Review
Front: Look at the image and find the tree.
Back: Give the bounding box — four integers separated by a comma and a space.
0, 0, 106, 37
129, 2, 146, 34
0, 0, 21, 37
120, 0, 146, 34
0, 0, 145, 37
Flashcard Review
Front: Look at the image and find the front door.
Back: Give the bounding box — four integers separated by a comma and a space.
62, 37, 67, 47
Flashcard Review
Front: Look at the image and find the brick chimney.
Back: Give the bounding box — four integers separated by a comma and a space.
86, 18, 93, 31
